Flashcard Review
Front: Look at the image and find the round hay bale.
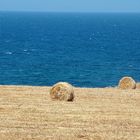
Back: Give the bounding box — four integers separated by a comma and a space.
136, 83, 140, 89
118, 76, 136, 89
50, 82, 74, 101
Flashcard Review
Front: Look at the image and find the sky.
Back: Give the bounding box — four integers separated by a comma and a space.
0, 0, 140, 13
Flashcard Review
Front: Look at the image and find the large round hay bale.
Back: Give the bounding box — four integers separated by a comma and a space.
118, 77, 136, 89
50, 82, 74, 101
136, 83, 140, 89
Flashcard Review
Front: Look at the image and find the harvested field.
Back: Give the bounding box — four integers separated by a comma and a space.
0, 85, 140, 140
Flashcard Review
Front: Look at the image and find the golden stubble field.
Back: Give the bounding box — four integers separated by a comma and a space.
0, 85, 140, 140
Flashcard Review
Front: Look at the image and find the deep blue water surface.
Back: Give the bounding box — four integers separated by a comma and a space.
0, 12, 140, 87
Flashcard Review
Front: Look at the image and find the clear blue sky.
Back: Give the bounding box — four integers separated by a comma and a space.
0, 0, 140, 13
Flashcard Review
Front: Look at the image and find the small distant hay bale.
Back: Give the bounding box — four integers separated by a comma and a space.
118, 76, 136, 89
50, 82, 74, 101
136, 83, 140, 89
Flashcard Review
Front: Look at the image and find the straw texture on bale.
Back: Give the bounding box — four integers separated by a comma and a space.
50, 82, 74, 101
118, 77, 136, 89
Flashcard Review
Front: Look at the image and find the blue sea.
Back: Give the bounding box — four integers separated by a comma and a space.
0, 12, 140, 87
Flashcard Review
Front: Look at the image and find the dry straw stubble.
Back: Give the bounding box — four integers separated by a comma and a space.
136, 83, 140, 89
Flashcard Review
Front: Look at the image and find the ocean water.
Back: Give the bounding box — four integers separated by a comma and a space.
0, 12, 140, 87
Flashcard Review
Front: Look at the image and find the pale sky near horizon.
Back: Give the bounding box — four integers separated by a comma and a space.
0, 0, 140, 13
